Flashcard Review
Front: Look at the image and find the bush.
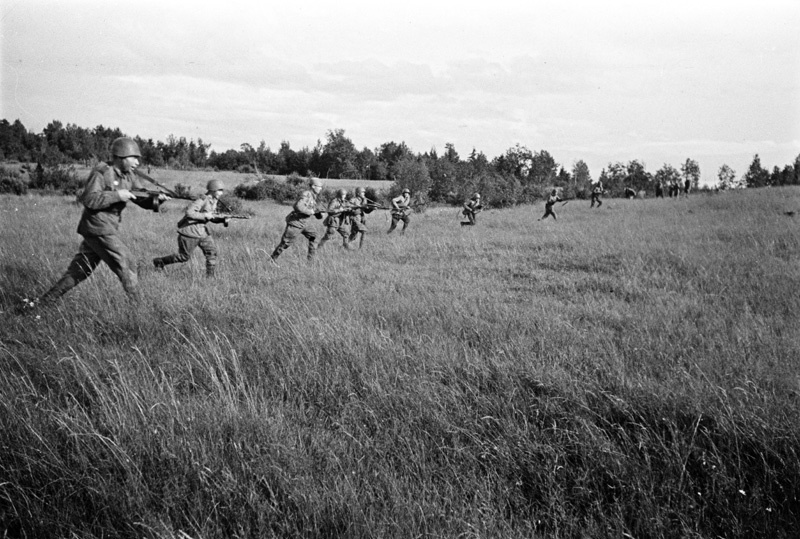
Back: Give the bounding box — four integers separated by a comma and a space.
173, 183, 195, 199
28, 164, 83, 195
0, 168, 28, 195
234, 177, 304, 204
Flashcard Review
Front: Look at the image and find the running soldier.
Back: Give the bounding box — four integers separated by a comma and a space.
461, 193, 482, 226
590, 181, 604, 208
387, 188, 411, 234
269, 177, 323, 265
538, 189, 562, 221
152, 179, 228, 278
38, 137, 169, 304
318, 188, 351, 250
348, 187, 371, 249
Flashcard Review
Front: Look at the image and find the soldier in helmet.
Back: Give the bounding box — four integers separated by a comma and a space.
387, 188, 412, 234
318, 188, 352, 250
269, 177, 323, 265
152, 179, 228, 278
38, 137, 169, 304
590, 180, 604, 208
461, 192, 483, 226
348, 187, 371, 248
538, 189, 562, 221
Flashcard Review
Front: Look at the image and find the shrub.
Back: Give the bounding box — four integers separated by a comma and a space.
0, 168, 28, 195
234, 177, 304, 204
173, 183, 194, 199
28, 164, 83, 195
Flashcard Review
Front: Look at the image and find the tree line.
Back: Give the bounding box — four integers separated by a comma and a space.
2, 118, 799, 207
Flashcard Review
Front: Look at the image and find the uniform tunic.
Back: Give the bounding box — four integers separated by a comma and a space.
388, 193, 411, 233
153, 194, 220, 275
42, 162, 158, 301
271, 189, 319, 261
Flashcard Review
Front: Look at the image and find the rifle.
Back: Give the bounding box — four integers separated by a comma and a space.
215, 198, 252, 226
210, 213, 251, 227
131, 169, 194, 212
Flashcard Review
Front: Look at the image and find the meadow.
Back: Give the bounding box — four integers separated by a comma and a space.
1, 182, 799, 538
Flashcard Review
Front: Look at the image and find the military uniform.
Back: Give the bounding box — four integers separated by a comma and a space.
347, 192, 370, 248
461, 196, 482, 226
590, 183, 603, 208
387, 192, 411, 234
41, 162, 159, 302
270, 189, 319, 262
318, 196, 351, 250
152, 194, 221, 277
540, 193, 562, 220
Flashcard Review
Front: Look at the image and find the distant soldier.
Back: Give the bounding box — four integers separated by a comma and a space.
590, 181, 604, 208
348, 187, 371, 249
37, 137, 169, 305
152, 179, 228, 278
387, 188, 412, 234
269, 177, 323, 265
669, 180, 680, 198
461, 193, 483, 226
655, 181, 664, 198
318, 188, 351, 250
683, 178, 691, 197
624, 187, 636, 199
538, 189, 562, 221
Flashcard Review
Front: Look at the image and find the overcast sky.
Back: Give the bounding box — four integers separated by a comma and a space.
2, 0, 798, 184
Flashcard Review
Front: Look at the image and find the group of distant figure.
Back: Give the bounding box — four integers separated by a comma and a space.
13, 137, 691, 314
655, 178, 692, 198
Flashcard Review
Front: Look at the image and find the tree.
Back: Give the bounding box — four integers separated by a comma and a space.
681, 158, 701, 190
655, 163, 681, 189
743, 154, 770, 188
527, 150, 558, 185
320, 129, 358, 179
392, 156, 431, 197
626, 160, 652, 192
717, 164, 739, 190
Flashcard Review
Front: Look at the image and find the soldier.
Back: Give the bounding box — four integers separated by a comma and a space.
538, 189, 562, 221
348, 187, 371, 249
387, 188, 411, 234
655, 181, 664, 198
461, 193, 482, 226
317, 188, 351, 250
590, 181, 604, 208
38, 137, 169, 304
624, 187, 636, 199
269, 177, 323, 265
152, 179, 228, 278
683, 178, 691, 197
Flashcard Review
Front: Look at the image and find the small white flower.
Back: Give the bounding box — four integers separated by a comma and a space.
738, 490, 746, 496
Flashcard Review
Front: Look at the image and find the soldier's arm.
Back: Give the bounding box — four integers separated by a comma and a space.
185, 197, 211, 221
80, 169, 125, 209
294, 191, 316, 216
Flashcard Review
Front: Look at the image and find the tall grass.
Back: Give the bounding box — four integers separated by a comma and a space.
1, 188, 799, 538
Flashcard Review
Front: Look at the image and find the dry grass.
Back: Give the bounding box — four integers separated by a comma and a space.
1, 185, 799, 538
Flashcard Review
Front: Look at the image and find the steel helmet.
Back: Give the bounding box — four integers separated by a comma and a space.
111, 137, 141, 158
207, 179, 224, 192
356, 187, 366, 195
474, 193, 481, 198
402, 188, 410, 194
337, 188, 347, 198
309, 178, 323, 187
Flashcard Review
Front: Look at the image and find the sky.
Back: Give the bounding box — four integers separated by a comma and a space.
1, 0, 799, 185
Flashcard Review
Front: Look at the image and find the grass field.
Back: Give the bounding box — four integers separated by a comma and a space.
1, 183, 799, 538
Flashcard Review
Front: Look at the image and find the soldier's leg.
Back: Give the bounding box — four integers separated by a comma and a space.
317, 226, 336, 249
39, 240, 102, 302
338, 226, 350, 249
302, 227, 317, 261
271, 224, 300, 260
401, 215, 410, 233
387, 215, 399, 233
154, 235, 198, 268
198, 236, 218, 277
89, 235, 141, 301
